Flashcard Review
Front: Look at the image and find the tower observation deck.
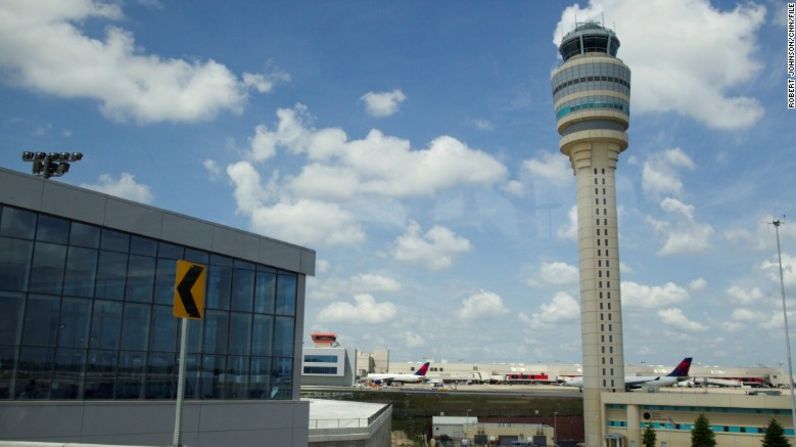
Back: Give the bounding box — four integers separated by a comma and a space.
551, 22, 631, 447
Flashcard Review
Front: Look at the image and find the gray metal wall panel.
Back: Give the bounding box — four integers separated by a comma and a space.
103, 197, 164, 239
292, 274, 307, 400
0, 170, 44, 211
293, 428, 310, 447
261, 238, 302, 272
0, 167, 315, 276
211, 227, 260, 262
0, 400, 309, 447
301, 250, 316, 276
0, 403, 83, 438
41, 181, 107, 226
160, 212, 215, 249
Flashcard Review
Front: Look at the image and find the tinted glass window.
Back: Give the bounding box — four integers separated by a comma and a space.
69, 222, 100, 248
95, 251, 127, 300
116, 351, 145, 398
157, 242, 183, 259
0, 206, 36, 239
0, 292, 24, 346
90, 300, 122, 350
187, 318, 203, 355
126, 255, 155, 303
146, 352, 176, 399
251, 315, 273, 357
84, 350, 116, 399
199, 355, 226, 399
206, 265, 232, 310
154, 258, 177, 305
228, 313, 251, 356
36, 214, 69, 244
58, 297, 91, 348
203, 310, 229, 355
254, 271, 275, 314
225, 356, 248, 399
121, 303, 150, 351
51, 348, 85, 399
273, 316, 294, 357
0, 346, 16, 398
184, 248, 208, 264
130, 236, 157, 257
249, 357, 271, 399
101, 229, 129, 252
63, 246, 97, 297
22, 294, 60, 347
271, 356, 292, 400
0, 237, 32, 291
231, 268, 254, 312
275, 275, 296, 316
29, 242, 67, 294
150, 305, 178, 353
15, 347, 54, 399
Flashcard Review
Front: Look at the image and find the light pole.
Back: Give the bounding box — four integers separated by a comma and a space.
553, 411, 558, 447
772, 219, 796, 442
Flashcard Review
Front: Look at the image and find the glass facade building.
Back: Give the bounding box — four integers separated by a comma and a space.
0, 204, 298, 401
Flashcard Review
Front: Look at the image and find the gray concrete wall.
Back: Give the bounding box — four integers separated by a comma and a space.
0, 400, 309, 447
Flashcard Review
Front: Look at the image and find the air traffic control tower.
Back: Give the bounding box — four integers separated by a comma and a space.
551, 22, 630, 446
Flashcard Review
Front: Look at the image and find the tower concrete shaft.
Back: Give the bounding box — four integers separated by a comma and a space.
551, 22, 630, 447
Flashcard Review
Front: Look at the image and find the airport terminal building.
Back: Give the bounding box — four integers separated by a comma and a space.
0, 167, 315, 446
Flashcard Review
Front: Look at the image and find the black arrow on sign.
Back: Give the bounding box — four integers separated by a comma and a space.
177, 265, 203, 318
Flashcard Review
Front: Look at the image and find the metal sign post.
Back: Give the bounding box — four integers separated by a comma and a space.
173, 318, 189, 447
171, 260, 206, 447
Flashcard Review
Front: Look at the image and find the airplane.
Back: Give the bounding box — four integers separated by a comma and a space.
561, 357, 692, 391
366, 361, 431, 385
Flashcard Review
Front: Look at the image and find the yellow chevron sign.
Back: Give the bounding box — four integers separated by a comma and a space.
173, 260, 206, 319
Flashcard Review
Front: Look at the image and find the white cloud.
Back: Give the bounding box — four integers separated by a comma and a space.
309, 271, 401, 301
203, 159, 222, 180
658, 307, 708, 332
225, 104, 507, 246
503, 180, 525, 197
405, 331, 425, 348
688, 278, 707, 292
471, 118, 494, 130
360, 89, 407, 117
0, 1, 283, 123
81, 172, 153, 204
316, 259, 330, 274
249, 105, 507, 198
522, 152, 572, 185
392, 221, 471, 270
621, 281, 689, 308
250, 199, 365, 246
242, 70, 290, 94
350, 273, 402, 292
727, 285, 763, 304
642, 148, 695, 198
316, 294, 397, 324
554, 0, 766, 129
528, 292, 580, 328
457, 291, 509, 320
647, 197, 714, 255
725, 217, 796, 251
761, 253, 796, 287
538, 261, 579, 286
556, 206, 578, 240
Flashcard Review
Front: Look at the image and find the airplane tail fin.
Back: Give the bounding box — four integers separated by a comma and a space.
668, 357, 692, 377
415, 362, 431, 376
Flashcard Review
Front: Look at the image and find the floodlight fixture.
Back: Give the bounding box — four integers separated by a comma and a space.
21, 150, 83, 179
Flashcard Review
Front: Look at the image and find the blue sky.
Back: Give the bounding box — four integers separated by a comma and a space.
1, 0, 795, 367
